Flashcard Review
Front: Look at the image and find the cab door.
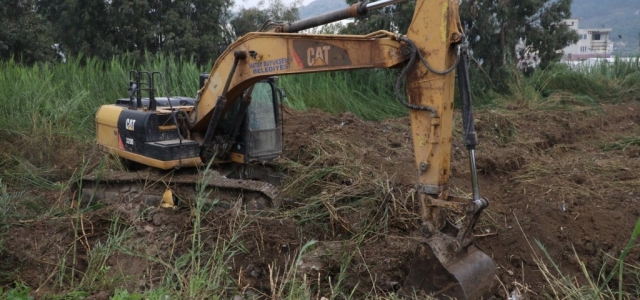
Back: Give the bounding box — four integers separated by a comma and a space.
245, 79, 282, 161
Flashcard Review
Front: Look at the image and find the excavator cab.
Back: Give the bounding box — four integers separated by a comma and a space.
241, 78, 283, 162
216, 77, 283, 164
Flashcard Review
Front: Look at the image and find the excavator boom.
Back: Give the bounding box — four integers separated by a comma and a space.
190, 31, 407, 131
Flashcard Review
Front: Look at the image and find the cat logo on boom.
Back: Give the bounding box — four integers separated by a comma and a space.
307, 46, 331, 67
125, 118, 136, 131
292, 40, 351, 69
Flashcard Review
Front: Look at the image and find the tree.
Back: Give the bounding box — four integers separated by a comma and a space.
523, 0, 580, 69
39, 0, 117, 60
184, 0, 234, 64
342, 0, 413, 35
0, 0, 56, 64
146, 0, 233, 65
107, 0, 155, 59
459, 0, 579, 85
343, 0, 579, 90
39, 0, 233, 64
230, 0, 299, 38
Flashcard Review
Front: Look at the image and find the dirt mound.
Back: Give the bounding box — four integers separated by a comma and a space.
2, 103, 639, 298
282, 107, 416, 185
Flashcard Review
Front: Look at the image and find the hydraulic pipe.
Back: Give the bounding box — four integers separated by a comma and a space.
280, 0, 409, 33
468, 149, 481, 202
456, 47, 482, 203
365, 0, 409, 10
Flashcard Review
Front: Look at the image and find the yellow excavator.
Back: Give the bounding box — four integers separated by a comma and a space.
89, 0, 497, 297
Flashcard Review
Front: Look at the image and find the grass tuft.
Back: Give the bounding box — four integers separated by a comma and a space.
534, 217, 640, 299
602, 136, 640, 151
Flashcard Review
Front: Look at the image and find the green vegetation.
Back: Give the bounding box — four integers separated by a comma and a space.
0, 55, 200, 138
342, 0, 579, 90
1, 0, 233, 65
470, 58, 640, 108
0, 1, 635, 298
0, 54, 639, 298
231, 0, 299, 37
0, 55, 202, 184
1, 55, 638, 181
602, 136, 640, 151
281, 69, 407, 120
461, 0, 578, 74
0, 282, 33, 300
535, 217, 640, 299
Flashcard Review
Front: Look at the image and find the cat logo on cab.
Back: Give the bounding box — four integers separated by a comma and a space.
125, 118, 136, 131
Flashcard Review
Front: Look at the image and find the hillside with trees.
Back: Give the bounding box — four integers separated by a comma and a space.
230, 0, 299, 37
298, 0, 346, 19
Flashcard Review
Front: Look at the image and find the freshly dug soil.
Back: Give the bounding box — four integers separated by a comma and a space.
2, 102, 639, 298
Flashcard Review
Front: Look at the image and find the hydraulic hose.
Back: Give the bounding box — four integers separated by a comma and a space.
279, 0, 409, 33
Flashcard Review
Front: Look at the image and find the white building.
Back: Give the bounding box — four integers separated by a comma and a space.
562, 19, 614, 61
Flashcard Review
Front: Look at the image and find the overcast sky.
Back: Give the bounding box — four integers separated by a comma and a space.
234, 0, 315, 9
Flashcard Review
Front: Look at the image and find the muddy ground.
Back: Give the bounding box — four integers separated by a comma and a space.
1, 102, 639, 299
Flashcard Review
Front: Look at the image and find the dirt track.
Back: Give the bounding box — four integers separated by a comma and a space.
2, 102, 639, 298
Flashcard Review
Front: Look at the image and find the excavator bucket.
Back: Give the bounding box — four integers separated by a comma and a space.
401, 235, 496, 299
